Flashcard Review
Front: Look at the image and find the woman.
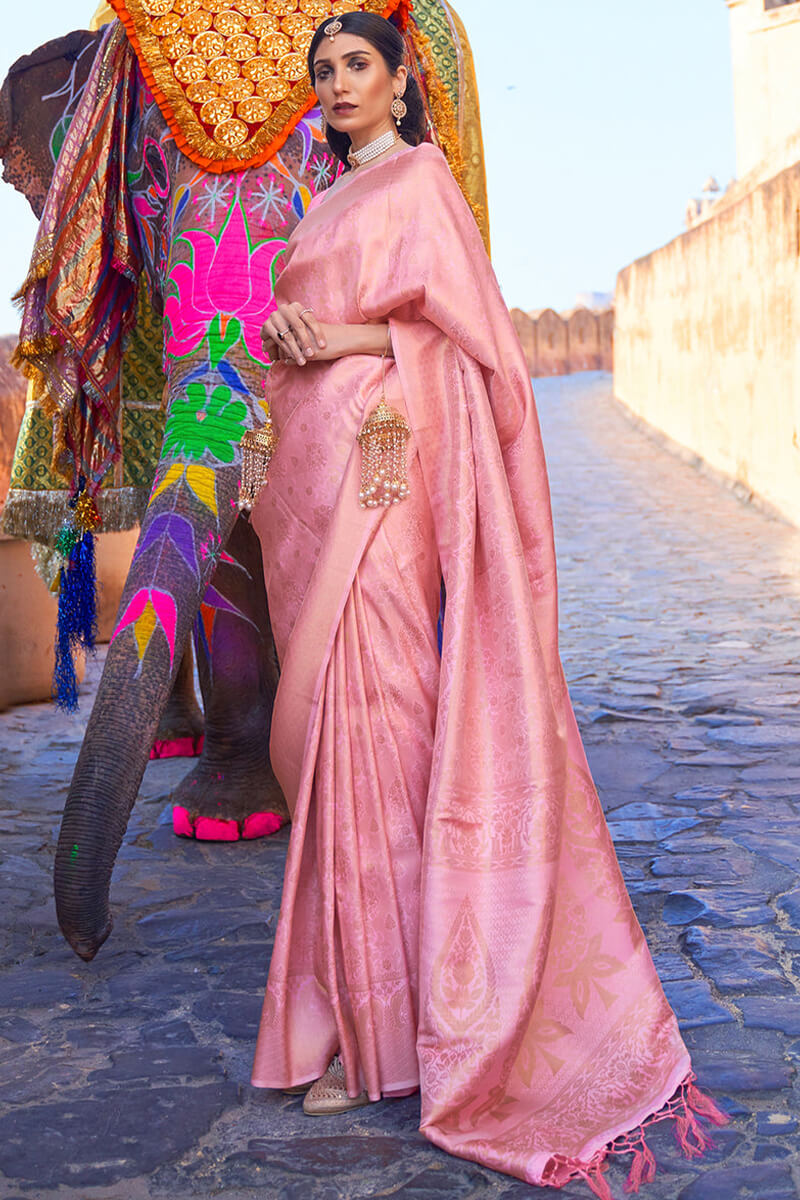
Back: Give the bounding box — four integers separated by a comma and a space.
248, 11, 726, 1197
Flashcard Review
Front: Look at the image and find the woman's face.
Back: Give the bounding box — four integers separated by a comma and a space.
312, 33, 406, 148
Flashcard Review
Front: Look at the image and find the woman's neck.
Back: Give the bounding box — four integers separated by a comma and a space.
347, 128, 403, 171
348, 119, 395, 153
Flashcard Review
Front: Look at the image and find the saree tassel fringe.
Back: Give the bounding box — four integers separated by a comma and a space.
548, 1073, 729, 1199
357, 399, 411, 508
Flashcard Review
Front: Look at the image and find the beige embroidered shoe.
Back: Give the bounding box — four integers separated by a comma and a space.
302, 1055, 370, 1116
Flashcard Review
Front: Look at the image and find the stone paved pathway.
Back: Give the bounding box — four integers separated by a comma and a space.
1, 372, 800, 1200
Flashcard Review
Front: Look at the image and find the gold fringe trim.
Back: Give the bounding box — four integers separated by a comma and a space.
2, 486, 149, 544
29, 542, 63, 592
11, 241, 54, 303
408, 23, 486, 233
13, 335, 60, 362
11, 334, 80, 484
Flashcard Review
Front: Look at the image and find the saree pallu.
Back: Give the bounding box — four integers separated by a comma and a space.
251, 144, 724, 1195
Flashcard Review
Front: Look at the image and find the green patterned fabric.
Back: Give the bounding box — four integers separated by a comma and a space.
413, 0, 460, 114
3, 286, 165, 541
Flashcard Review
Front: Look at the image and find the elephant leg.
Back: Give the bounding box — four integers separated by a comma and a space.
54, 346, 272, 960
150, 641, 205, 758
171, 514, 288, 840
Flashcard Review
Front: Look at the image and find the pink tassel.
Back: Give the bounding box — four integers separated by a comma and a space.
675, 1109, 714, 1158
580, 1163, 615, 1200
624, 1141, 656, 1194
686, 1082, 729, 1128
548, 1074, 727, 1200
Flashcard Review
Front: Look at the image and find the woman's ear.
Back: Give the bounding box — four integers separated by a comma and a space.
394, 64, 408, 95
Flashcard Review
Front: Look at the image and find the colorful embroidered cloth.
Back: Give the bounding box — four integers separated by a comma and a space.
107, 0, 411, 172
3, 0, 488, 543
250, 144, 726, 1195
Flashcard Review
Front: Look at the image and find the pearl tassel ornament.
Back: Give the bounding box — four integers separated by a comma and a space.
357, 338, 410, 508
238, 416, 276, 512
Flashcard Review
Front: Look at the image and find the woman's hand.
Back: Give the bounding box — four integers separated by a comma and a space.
261, 307, 392, 366
261, 302, 327, 366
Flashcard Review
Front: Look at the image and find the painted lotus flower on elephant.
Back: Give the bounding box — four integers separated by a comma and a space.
111, 587, 178, 670
162, 381, 248, 464
164, 197, 286, 366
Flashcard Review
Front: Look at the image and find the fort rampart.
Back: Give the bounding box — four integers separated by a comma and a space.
614, 157, 800, 527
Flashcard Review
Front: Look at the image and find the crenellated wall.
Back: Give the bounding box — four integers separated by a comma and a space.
614, 157, 800, 527
510, 307, 614, 378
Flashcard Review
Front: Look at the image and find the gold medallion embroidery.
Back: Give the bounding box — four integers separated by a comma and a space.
108, 0, 407, 171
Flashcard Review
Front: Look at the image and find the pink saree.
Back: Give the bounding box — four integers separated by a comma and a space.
250, 143, 725, 1196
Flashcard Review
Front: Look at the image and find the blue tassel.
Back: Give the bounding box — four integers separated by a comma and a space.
52, 530, 98, 711
53, 565, 80, 712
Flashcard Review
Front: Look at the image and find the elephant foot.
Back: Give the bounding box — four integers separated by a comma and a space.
151, 645, 205, 759
170, 759, 289, 841
151, 734, 205, 761
173, 806, 284, 840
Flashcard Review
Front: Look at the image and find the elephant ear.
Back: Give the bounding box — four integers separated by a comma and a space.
0, 29, 102, 219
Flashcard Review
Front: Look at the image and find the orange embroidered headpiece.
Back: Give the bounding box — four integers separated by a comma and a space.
108, 0, 410, 172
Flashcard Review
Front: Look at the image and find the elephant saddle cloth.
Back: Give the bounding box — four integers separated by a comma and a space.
107, 0, 412, 172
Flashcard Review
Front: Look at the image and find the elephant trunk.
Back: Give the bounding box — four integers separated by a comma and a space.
53, 576, 204, 956
54, 700, 163, 959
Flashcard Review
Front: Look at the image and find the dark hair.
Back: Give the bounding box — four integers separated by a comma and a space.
307, 11, 426, 169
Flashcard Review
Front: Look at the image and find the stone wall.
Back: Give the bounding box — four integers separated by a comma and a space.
614, 157, 800, 528
727, 0, 800, 179
510, 307, 614, 378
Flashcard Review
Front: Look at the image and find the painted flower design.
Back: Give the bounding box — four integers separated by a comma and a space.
162, 381, 247, 464
164, 198, 286, 365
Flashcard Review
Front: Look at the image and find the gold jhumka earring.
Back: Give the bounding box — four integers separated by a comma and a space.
238, 372, 277, 513
357, 332, 410, 508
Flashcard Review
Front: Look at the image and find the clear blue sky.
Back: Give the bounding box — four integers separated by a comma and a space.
0, 0, 735, 333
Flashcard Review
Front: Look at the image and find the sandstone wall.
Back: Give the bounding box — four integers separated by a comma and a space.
614, 158, 800, 528
727, 0, 800, 179
510, 307, 614, 378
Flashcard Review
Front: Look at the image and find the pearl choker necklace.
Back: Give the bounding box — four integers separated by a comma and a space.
347, 129, 399, 169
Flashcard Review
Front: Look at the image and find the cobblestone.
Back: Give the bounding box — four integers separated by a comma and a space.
1, 373, 799, 1198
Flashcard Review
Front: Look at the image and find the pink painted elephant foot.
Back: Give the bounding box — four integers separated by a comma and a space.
169, 745, 290, 842
150, 648, 205, 760
151, 734, 205, 760
172, 806, 285, 840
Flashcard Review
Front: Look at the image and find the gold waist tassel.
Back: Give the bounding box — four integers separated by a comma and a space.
357, 398, 411, 508
238, 416, 276, 513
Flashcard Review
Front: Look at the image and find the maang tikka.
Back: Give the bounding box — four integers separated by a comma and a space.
324, 18, 342, 40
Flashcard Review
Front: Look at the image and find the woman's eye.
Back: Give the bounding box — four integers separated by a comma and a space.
350, 60, 366, 70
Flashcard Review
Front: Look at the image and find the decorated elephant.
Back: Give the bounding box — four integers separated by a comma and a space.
1, 0, 488, 962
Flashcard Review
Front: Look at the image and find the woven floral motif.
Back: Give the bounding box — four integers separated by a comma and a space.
107, 0, 408, 171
